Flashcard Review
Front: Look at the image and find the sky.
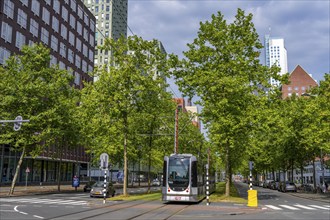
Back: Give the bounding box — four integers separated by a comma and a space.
127, 0, 330, 96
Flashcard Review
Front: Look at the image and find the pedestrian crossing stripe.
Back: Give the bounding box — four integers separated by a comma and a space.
265, 204, 330, 211
1, 198, 87, 206
279, 205, 300, 210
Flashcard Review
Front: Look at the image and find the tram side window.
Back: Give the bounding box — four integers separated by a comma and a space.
162, 160, 167, 186
191, 161, 197, 187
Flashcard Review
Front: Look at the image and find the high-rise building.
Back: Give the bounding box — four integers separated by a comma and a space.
83, 0, 128, 68
265, 35, 288, 87
0, 0, 95, 185
0, 0, 96, 89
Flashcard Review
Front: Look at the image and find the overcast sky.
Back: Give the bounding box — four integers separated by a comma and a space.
128, 0, 329, 96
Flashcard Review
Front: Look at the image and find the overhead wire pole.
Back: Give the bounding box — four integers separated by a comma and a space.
174, 107, 179, 154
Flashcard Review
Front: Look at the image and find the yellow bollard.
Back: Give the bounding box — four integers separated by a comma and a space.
247, 189, 258, 207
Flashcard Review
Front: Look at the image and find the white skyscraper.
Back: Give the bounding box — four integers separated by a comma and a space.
265, 35, 288, 87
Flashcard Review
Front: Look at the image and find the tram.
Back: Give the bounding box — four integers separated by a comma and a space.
162, 153, 215, 202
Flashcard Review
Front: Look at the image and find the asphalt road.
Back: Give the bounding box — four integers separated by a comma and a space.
0, 184, 329, 220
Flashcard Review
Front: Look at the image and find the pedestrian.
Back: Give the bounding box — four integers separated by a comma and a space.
72, 175, 80, 191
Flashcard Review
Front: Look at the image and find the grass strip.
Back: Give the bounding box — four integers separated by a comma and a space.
210, 182, 247, 203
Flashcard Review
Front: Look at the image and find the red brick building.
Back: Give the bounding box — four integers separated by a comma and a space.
281, 65, 318, 99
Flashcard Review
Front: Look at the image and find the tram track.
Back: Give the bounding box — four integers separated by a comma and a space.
47, 199, 158, 220
46, 199, 192, 220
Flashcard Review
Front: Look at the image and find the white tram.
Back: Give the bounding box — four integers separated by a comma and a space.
162, 153, 215, 202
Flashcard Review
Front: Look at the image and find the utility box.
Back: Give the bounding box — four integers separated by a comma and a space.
247, 190, 258, 207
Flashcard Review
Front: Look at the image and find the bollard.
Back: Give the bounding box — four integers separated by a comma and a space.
247, 189, 258, 207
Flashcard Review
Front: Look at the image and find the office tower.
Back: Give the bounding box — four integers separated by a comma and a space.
265, 35, 288, 87
0, 0, 95, 184
83, 0, 128, 68
0, 0, 96, 89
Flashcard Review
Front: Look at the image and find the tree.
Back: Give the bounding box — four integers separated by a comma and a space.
0, 44, 79, 195
171, 9, 283, 196
79, 35, 174, 195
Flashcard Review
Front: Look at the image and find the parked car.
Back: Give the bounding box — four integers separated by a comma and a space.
280, 181, 297, 192
83, 180, 96, 192
263, 180, 274, 188
152, 178, 161, 186
267, 180, 275, 189
90, 181, 116, 198
271, 181, 280, 190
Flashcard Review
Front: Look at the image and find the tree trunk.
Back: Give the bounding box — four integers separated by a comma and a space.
300, 164, 304, 184
147, 121, 154, 194
57, 140, 63, 192
312, 158, 316, 190
225, 143, 230, 197
123, 112, 128, 196
9, 146, 26, 196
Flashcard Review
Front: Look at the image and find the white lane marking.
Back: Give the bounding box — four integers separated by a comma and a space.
265, 205, 282, 210
0, 210, 16, 212
33, 215, 44, 219
309, 205, 330, 210
294, 204, 316, 210
14, 206, 28, 215
324, 205, 330, 208
1, 198, 87, 206
279, 205, 300, 210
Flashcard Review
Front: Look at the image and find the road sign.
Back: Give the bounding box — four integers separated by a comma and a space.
100, 153, 109, 170
13, 116, 23, 131
26, 167, 30, 173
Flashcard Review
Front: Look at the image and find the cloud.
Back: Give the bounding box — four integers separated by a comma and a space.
128, 0, 329, 82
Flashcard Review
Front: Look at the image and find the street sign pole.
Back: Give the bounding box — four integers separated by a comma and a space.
100, 153, 109, 204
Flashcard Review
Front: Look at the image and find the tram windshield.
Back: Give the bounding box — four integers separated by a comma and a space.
168, 157, 190, 189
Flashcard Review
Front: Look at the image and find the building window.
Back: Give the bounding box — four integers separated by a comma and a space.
0, 47, 11, 65
84, 14, 89, 26
288, 93, 292, 97
31, 1, 40, 16
84, 28, 89, 41
76, 38, 82, 52
30, 19, 39, 37
4, 0, 14, 19
60, 24, 67, 39
17, 9, 27, 29
69, 31, 75, 45
288, 86, 292, 91
41, 27, 49, 45
45, 0, 51, 5
59, 61, 65, 70
20, 0, 28, 7
50, 55, 57, 66
59, 42, 66, 58
83, 44, 88, 57
301, 86, 306, 91
89, 49, 93, 62
105, 14, 110, 20
88, 64, 93, 72
74, 72, 80, 85
62, 6, 68, 22
68, 49, 74, 63
95, 6, 99, 13
82, 60, 87, 73
53, 0, 60, 14
70, 0, 76, 11
90, 20, 95, 32
15, 32, 25, 50
52, 17, 59, 33
70, 14, 76, 29
1, 22, 12, 43
42, 8, 50, 25
90, 34, 94, 46
78, 6, 83, 19
77, 21, 82, 35
294, 86, 299, 91
51, 35, 58, 52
